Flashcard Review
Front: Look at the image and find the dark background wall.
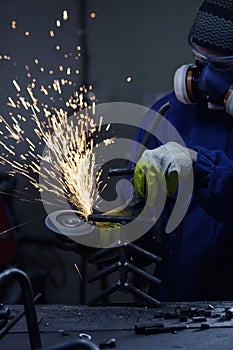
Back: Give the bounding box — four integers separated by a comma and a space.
0, 0, 202, 303
87, 0, 202, 106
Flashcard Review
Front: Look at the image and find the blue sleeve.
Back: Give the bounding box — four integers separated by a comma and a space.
194, 146, 233, 226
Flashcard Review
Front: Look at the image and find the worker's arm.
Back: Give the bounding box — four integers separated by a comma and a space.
193, 146, 233, 226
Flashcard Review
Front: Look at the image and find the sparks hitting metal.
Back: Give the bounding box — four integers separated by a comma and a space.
0, 8, 115, 229
0, 83, 109, 220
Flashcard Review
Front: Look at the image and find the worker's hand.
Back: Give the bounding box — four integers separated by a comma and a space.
133, 142, 196, 206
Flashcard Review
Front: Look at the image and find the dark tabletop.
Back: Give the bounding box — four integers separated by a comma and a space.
2, 302, 233, 349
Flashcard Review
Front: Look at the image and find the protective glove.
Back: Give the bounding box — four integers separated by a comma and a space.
133, 142, 195, 206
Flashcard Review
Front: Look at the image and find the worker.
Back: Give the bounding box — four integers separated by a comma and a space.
132, 0, 233, 301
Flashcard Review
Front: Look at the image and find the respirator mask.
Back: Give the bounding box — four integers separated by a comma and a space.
174, 31, 233, 116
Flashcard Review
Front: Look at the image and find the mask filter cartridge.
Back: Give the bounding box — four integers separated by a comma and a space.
174, 63, 233, 116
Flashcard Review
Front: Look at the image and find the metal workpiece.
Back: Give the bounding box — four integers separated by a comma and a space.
44, 154, 163, 307
88, 283, 121, 306
87, 246, 118, 264
45, 204, 162, 307
0, 305, 10, 319
127, 242, 162, 264
87, 214, 135, 224
126, 283, 160, 306
125, 262, 161, 285
86, 243, 161, 307
108, 167, 135, 177
0, 293, 41, 341
0, 267, 41, 349
87, 262, 120, 283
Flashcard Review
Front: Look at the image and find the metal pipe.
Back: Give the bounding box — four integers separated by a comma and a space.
87, 214, 134, 223
108, 167, 135, 177
126, 283, 160, 306
0, 306, 10, 319
87, 262, 119, 283
128, 242, 162, 263
0, 268, 41, 349
79, 0, 89, 87
126, 262, 161, 285
0, 293, 41, 341
87, 247, 116, 264
88, 283, 119, 306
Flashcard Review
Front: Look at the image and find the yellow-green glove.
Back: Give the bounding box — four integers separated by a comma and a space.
133, 142, 194, 206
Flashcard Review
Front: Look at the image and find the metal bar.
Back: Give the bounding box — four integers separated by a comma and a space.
126, 262, 161, 285
88, 283, 119, 306
119, 245, 128, 285
87, 262, 119, 283
87, 247, 118, 264
79, 0, 89, 87
108, 167, 135, 177
126, 283, 160, 306
128, 242, 162, 263
88, 214, 134, 223
135, 324, 189, 335
0, 293, 41, 340
88, 214, 160, 229
0, 268, 41, 349
0, 306, 10, 319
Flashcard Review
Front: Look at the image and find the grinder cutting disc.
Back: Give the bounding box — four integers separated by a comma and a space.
45, 210, 94, 237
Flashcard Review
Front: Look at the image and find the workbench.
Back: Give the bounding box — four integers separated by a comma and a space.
2, 302, 233, 349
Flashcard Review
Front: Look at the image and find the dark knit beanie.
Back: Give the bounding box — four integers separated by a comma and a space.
190, 0, 233, 55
